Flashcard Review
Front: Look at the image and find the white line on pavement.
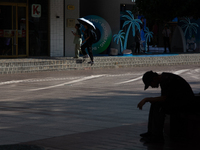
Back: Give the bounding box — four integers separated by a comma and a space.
116, 76, 142, 85
0, 77, 82, 86
0, 79, 33, 85
173, 69, 190, 75
115, 69, 191, 85
0, 74, 139, 86
0, 69, 194, 88
27, 74, 106, 91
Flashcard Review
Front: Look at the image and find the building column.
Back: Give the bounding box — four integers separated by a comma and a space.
64, 0, 80, 57
49, 0, 64, 57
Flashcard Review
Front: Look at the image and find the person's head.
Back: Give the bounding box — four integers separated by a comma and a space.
141, 17, 144, 22
164, 24, 168, 29
75, 24, 80, 29
84, 25, 88, 29
142, 71, 159, 90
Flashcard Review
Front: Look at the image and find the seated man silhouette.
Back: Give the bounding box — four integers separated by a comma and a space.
137, 71, 194, 143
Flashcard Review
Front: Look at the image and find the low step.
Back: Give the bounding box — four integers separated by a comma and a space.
0, 54, 200, 74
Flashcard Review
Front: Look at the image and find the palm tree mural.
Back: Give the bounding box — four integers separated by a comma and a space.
144, 27, 153, 52
113, 30, 125, 53
180, 17, 199, 38
180, 17, 199, 52
122, 10, 142, 50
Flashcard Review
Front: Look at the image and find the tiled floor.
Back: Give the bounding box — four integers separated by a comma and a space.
23, 123, 200, 150
0, 64, 200, 150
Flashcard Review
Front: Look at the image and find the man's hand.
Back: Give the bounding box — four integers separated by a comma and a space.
137, 99, 147, 110
137, 96, 166, 110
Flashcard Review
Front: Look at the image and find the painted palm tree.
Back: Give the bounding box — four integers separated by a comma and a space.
122, 10, 142, 50
180, 17, 199, 38
113, 30, 125, 53
144, 27, 153, 52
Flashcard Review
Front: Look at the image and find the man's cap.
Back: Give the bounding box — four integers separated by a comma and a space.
142, 71, 158, 90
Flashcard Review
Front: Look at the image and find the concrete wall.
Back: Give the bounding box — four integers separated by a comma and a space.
80, 0, 135, 52
49, 0, 64, 57
65, 0, 80, 57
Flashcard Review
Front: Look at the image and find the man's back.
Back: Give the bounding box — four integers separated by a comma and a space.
160, 72, 194, 102
84, 29, 92, 44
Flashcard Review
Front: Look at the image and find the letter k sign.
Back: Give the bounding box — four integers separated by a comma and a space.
32, 4, 41, 17
33, 5, 39, 14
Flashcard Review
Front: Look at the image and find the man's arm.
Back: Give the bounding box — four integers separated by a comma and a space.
137, 96, 166, 110
82, 30, 91, 43
72, 32, 81, 38
83, 36, 90, 44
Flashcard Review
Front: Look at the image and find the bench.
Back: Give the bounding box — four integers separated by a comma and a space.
164, 94, 200, 140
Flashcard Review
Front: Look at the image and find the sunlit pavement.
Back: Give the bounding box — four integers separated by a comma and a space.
0, 65, 199, 149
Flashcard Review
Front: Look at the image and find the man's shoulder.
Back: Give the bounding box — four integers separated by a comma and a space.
161, 72, 181, 81
161, 72, 188, 86
162, 72, 180, 76
161, 72, 174, 76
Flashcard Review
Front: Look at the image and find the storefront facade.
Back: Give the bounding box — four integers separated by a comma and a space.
0, 0, 135, 58
0, 0, 49, 57
2, 1, 199, 58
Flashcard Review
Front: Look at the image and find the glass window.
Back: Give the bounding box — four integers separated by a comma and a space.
28, 0, 48, 56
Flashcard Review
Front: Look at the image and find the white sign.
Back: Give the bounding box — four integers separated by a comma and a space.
32, 4, 41, 17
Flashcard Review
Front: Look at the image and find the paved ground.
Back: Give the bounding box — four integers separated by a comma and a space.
0, 65, 199, 149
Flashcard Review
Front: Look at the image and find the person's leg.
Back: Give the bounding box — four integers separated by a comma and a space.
135, 42, 139, 53
167, 37, 171, 52
163, 37, 167, 52
74, 44, 79, 58
143, 102, 165, 139
135, 43, 137, 53
153, 36, 156, 47
87, 44, 93, 62
151, 102, 165, 138
81, 43, 87, 56
138, 42, 140, 53
78, 43, 81, 54
155, 35, 157, 46
153, 35, 157, 47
